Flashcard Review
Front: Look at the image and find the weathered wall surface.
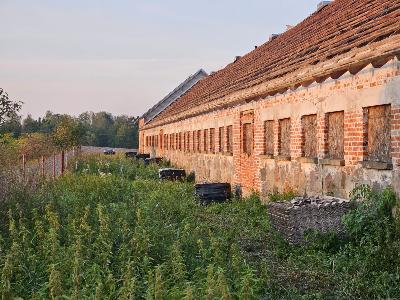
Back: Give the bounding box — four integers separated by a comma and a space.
140, 58, 400, 199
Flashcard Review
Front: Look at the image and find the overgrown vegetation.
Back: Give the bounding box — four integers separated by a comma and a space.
72, 154, 163, 181
0, 156, 399, 299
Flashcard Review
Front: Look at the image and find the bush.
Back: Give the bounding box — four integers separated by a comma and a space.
268, 189, 297, 202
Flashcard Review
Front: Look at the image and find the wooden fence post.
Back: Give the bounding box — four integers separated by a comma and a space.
61, 151, 65, 175
53, 153, 56, 179
41, 156, 45, 177
65, 152, 68, 169
22, 154, 26, 181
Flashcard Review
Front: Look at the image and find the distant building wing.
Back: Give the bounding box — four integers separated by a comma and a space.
141, 69, 208, 125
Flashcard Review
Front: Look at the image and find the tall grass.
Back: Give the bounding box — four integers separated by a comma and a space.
0, 155, 399, 299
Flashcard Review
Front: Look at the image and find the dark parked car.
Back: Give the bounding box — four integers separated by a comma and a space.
103, 149, 116, 155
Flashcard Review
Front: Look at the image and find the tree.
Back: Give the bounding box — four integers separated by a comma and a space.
52, 118, 86, 150
19, 133, 55, 159
113, 116, 137, 148
0, 88, 22, 126
40, 111, 70, 134
0, 134, 20, 168
22, 114, 40, 133
0, 112, 22, 138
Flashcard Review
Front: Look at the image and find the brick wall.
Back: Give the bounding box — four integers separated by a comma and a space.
139, 58, 400, 198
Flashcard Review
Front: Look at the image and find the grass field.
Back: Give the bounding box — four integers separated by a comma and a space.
0, 155, 399, 299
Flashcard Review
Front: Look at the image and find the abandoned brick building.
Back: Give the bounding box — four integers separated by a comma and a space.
139, 0, 400, 198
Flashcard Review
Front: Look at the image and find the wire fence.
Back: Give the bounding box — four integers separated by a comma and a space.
0, 148, 78, 202
0, 146, 138, 202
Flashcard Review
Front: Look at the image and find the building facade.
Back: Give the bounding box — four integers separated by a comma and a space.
139, 0, 400, 199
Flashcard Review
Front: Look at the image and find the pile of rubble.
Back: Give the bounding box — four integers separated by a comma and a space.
267, 196, 354, 244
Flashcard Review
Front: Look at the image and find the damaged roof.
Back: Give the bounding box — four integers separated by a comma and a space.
147, 0, 400, 127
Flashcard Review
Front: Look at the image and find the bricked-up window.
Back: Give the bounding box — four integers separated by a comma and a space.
219, 127, 224, 152
186, 131, 190, 152
184, 132, 187, 152
302, 114, 317, 158
204, 129, 208, 153
279, 118, 291, 156
243, 123, 253, 155
174, 133, 177, 150
186, 132, 188, 152
227, 125, 233, 154
165, 134, 169, 150
192, 130, 196, 152
210, 128, 215, 153
264, 120, 274, 155
179, 132, 183, 151
197, 130, 201, 152
173, 133, 177, 150
327, 111, 344, 159
365, 105, 391, 162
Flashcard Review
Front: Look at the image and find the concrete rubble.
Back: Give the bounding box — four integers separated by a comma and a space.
267, 196, 355, 244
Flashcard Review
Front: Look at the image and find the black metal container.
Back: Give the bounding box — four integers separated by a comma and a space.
195, 183, 231, 205
135, 153, 151, 161
159, 168, 186, 181
144, 157, 163, 165
125, 151, 137, 158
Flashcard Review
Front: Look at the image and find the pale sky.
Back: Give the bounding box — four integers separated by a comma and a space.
0, 0, 321, 118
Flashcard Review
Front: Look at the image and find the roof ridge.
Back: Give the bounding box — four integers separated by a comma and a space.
148, 0, 400, 126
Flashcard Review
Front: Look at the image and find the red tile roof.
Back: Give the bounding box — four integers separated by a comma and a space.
148, 0, 400, 127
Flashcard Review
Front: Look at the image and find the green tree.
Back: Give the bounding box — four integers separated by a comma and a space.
92, 112, 114, 147
22, 114, 41, 133
40, 111, 70, 134
19, 132, 55, 159
0, 88, 22, 125
52, 118, 85, 150
0, 112, 22, 137
113, 116, 138, 148
0, 134, 20, 169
